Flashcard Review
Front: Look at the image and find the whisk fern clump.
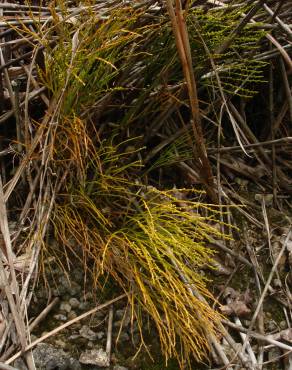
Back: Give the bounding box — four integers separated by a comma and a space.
23, 0, 265, 366
52, 139, 227, 365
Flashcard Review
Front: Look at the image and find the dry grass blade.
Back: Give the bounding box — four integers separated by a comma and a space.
0, 177, 34, 369
165, 0, 217, 202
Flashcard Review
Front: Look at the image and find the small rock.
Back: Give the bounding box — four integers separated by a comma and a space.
52, 288, 61, 297
80, 325, 98, 341
60, 302, 72, 313
279, 321, 287, 330
69, 297, 80, 309
32, 343, 81, 370
78, 301, 90, 311
95, 310, 106, 320
63, 294, 71, 301
115, 308, 131, 326
31, 334, 38, 342
73, 268, 84, 283
114, 316, 131, 329
55, 276, 72, 295
68, 281, 82, 296
116, 332, 130, 342
114, 320, 123, 329
115, 309, 126, 320
68, 334, 80, 341
36, 289, 50, 300
97, 331, 105, 340
68, 310, 77, 320
113, 366, 128, 370
12, 358, 28, 370
71, 322, 82, 330
267, 320, 277, 332
273, 279, 282, 288
54, 339, 67, 349
79, 348, 109, 367
83, 292, 94, 301
54, 314, 67, 321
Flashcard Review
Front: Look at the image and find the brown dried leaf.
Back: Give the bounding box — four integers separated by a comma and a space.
220, 301, 251, 317
221, 287, 252, 317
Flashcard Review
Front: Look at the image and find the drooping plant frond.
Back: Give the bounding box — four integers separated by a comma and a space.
52, 139, 228, 365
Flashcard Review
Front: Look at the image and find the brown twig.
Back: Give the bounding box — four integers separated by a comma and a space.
208, 137, 292, 153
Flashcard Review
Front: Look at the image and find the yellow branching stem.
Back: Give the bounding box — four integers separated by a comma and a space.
52, 136, 228, 366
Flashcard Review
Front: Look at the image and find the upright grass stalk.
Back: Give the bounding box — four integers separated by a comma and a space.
165, 0, 217, 202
